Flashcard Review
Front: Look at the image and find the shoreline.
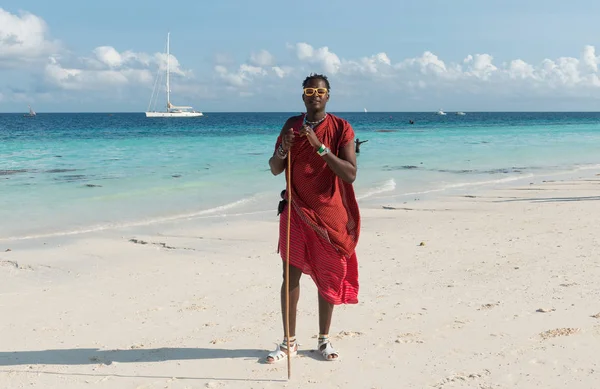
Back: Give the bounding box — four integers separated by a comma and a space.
3, 165, 600, 243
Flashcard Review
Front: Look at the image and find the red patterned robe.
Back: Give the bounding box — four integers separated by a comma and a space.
275, 113, 361, 305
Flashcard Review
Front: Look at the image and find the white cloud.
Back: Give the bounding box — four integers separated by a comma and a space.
215, 64, 261, 87
272, 66, 293, 78
343, 52, 393, 75
581, 45, 597, 73
398, 51, 454, 78
0, 8, 60, 67
93, 46, 125, 68
249, 49, 275, 67
154, 52, 187, 76
283, 43, 600, 96
291, 43, 396, 78
84, 46, 186, 75
507, 59, 535, 80
45, 56, 155, 91
138, 42, 600, 109
214, 62, 293, 88
295, 43, 342, 74
44, 46, 190, 91
463, 54, 497, 80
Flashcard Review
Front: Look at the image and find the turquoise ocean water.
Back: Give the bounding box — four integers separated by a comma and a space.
2, 112, 600, 240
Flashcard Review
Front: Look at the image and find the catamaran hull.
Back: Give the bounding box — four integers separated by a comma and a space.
145, 111, 203, 118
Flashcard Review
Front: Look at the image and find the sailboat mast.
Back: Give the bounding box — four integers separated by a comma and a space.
166, 32, 170, 110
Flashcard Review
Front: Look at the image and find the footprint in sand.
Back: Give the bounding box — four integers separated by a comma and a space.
178, 303, 208, 312
395, 332, 424, 344
539, 328, 580, 340
434, 370, 491, 388
0, 259, 34, 270
398, 311, 426, 320
311, 331, 365, 339
452, 319, 471, 330
478, 302, 500, 310
559, 282, 578, 287
335, 330, 364, 339
210, 338, 230, 345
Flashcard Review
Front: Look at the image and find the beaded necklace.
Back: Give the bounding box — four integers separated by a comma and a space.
303, 113, 328, 128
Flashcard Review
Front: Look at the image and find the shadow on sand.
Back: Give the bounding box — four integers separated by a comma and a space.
0, 347, 286, 383
0, 347, 267, 366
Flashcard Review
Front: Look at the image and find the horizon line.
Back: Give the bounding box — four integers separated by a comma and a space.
3, 110, 600, 114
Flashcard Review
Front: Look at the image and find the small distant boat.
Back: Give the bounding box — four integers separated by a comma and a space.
145, 32, 203, 118
436, 109, 447, 116
364, 108, 368, 113
456, 111, 466, 116
24, 105, 36, 117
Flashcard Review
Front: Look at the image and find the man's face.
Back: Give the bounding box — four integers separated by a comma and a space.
302, 79, 329, 111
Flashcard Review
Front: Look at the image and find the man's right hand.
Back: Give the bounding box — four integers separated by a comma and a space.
280, 128, 295, 151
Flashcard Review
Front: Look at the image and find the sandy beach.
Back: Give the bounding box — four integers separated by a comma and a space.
1, 177, 600, 389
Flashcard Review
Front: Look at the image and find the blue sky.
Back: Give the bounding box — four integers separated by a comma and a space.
2, 0, 600, 112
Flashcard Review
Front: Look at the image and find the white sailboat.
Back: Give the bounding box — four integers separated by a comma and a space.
145, 33, 202, 118
24, 105, 36, 117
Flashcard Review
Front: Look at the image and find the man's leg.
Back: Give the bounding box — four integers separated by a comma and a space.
318, 293, 338, 360
318, 292, 333, 335
266, 262, 302, 363
281, 263, 302, 339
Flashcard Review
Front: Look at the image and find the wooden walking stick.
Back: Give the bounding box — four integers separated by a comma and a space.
285, 149, 292, 379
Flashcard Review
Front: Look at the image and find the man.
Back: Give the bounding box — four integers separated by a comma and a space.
266, 74, 361, 363
355, 138, 368, 153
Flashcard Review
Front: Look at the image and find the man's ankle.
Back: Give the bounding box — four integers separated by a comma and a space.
282, 336, 296, 345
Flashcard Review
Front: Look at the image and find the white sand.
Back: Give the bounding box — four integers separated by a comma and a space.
1, 178, 600, 388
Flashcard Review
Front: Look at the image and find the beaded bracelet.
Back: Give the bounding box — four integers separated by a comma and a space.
276, 144, 288, 159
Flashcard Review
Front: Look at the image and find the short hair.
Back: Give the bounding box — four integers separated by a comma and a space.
302, 73, 330, 91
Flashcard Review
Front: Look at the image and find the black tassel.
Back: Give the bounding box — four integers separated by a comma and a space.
277, 189, 287, 215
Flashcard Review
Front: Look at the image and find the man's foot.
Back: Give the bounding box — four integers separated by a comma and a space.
317, 336, 339, 361
266, 338, 297, 364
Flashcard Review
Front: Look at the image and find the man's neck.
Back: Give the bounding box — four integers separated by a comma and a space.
306, 110, 326, 122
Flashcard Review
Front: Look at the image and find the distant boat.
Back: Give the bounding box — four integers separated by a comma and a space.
145, 32, 203, 118
456, 111, 466, 116
23, 105, 36, 117
436, 109, 447, 116
364, 108, 367, 113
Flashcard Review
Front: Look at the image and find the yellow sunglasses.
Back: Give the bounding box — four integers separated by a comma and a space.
303, 87, 328, 97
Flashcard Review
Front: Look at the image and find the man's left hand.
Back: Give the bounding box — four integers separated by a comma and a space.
299, 124, 322, 149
